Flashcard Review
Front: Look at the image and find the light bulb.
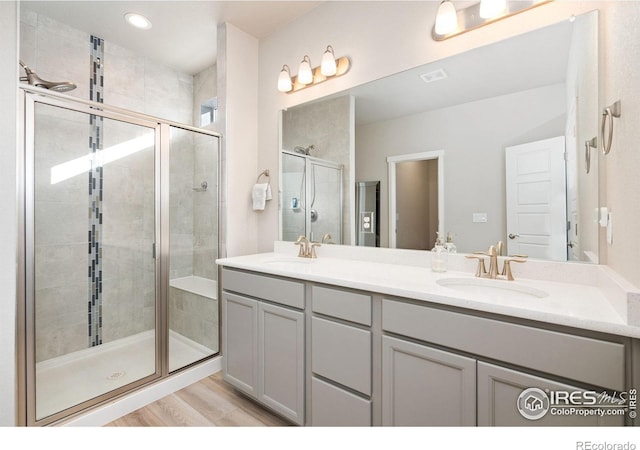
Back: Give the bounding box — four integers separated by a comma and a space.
479, 0, 507, 19
434, 1, 458, 35
277, 65, 292, 92
298, 55, 313, 85
321, 45, 337, 77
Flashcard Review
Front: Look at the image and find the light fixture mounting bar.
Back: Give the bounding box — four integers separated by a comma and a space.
432, 0, 553, 41
289, 56, 350, 93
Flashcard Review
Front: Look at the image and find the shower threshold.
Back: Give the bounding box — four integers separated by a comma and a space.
35, 329, 213, 421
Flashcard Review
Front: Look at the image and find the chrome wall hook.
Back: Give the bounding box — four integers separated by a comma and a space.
601, 100, 621, 155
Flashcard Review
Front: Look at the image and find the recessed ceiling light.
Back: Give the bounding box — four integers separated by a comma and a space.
124, 13, 152, 30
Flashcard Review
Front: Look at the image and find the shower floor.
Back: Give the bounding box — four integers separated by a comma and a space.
35, 329, 215, 421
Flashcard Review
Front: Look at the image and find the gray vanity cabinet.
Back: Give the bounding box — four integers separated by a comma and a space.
221, 268, 305, 425
222, 292, 258, 397
381, 335, 477, 426
477, 362, 624, 426
310, 285, 373, 426
258, 301, 304, 425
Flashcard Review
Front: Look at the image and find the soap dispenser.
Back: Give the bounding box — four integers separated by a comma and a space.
431, 232, 448, 273
445, 232, 457, 253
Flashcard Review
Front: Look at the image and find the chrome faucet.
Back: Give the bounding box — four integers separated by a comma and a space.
294, 235, 321, 258
466, 242, 527, 281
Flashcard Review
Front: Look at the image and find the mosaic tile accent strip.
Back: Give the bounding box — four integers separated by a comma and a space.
88, 35, 105, 347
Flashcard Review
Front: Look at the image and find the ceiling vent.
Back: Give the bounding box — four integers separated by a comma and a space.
420, 68, 448, 83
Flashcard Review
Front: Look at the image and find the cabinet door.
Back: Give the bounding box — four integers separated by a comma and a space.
382, 336, 476, 426
477, 362, 625, 426
222, 292, 258, 397
259, 302, 305, 425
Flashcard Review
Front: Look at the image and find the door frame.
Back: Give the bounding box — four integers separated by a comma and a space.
387, 150, 444, 249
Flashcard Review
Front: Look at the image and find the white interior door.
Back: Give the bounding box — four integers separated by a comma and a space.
505, 137, 567, 261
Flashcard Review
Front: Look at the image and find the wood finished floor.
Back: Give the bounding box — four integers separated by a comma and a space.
106, 372, 290, 427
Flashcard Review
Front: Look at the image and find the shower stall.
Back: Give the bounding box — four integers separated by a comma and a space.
281, 150, 343, 244
19, 86, 221, 426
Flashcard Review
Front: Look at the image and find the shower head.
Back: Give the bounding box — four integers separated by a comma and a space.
19, 60, 77, 93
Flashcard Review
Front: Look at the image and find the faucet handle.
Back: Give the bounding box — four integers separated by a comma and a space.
465, 254, 487, 277
294, 235, 308, 257
310, 242, 321, 258
501, 256, 527, 281
294, 241, 306, 257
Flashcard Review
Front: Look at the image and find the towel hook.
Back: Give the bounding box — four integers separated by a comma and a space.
257, 169, 270, 183
601, 100, 621, 155
584, 137, 597, 174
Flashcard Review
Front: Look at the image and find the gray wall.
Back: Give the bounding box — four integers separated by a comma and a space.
396, 159, 438, 250
356, 83, 566, 252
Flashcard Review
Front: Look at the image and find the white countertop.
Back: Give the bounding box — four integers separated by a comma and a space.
216, 246, 640, 339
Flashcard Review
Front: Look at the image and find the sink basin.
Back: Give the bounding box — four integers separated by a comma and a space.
261, 256, 314, 270
436, 277, 548, 300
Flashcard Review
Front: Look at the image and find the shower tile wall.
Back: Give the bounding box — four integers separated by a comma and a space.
282, 96, 352, 244
193, 65, 219, 280
21, 11, 198, 361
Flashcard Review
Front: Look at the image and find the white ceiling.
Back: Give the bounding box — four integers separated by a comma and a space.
21, 1, 323, 75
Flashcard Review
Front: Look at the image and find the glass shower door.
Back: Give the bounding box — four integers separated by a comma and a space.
168, 126, 219, 372
28, 99, 159, 423
309, 161, 343, 244
281, 152, 306, 241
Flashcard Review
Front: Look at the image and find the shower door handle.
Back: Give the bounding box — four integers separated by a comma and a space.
152, 243, 156, 259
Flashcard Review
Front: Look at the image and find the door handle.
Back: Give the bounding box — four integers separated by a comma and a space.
508, 233, 519, 240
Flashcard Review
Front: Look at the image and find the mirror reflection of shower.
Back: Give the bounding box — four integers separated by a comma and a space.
19, 60, 77, 92
282, 150, 343, 244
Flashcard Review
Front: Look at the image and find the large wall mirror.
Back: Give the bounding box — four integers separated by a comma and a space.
280, 10, 599, 264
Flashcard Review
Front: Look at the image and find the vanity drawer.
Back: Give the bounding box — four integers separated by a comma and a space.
312, 317, 371, 395
382, 299, 625, 391
312, 285, 372, 325
222, 268, 304, 309
311, 377, 371, 426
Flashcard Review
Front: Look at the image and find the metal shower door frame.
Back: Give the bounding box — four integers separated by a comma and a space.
17, 85, 222, 426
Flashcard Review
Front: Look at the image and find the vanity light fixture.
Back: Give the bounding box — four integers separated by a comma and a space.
434, 1, 458, 36
479, 0, 507, 19
277, 45, 351, 93
124, 12, 152, 30
298, 55, 313, 85
278, 65, 293, 92
432, 0, 553, 41
320, 45, 337, 76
